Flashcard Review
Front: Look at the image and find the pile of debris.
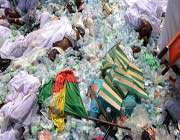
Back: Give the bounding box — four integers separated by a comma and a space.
0, 0, 179, 140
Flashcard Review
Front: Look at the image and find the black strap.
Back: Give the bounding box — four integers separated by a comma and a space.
157, 47, 168, 59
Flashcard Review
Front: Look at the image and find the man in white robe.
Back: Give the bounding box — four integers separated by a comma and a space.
124, 0, 163, 36
0, 71, 41, 140
0, 16, 84, 66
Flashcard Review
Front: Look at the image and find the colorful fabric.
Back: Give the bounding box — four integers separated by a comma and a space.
50, 70, 87, 132
37, 70, 87, 132
52, 70, 77, 95
65, 82, 87, 117
38, 78, 54, 104
113, 67, 148, 99
102, 44, 148, 99
105, 71, 128, 98
50, 83, 66, 132
92, 79, 122, 111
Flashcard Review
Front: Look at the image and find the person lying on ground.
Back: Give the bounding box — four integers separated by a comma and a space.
124, 0, 164, 46
3, 0, 39, 25
0, 71, 41, 140
48, 26, 85, 62
0, 0, 11, 27
0, 16, 85, 69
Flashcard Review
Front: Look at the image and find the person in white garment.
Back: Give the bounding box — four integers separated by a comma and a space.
2, 0, 39, 25
0, 16, 85, 67
124, 0, 164, 45
0, 71, 41, 140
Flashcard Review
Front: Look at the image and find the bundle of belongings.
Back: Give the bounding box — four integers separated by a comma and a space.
38, 70, 88, 132
88, 44, 149, 129
0, 16, 85, 69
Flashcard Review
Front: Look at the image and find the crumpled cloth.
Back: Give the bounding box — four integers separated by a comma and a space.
0, 26, 11, 47
0, 17, 77, 64
124, 0, 163, 35
122, 95, 137, 116
13, 0, 39, 23
50, 84, 66, 132
0, 0, 10, 9
16, 0, 39, 16
0, 129, 17, 140
0, 19, 10, 27
0, 71, 40, 130
123, 0, 137, 7
164, 99, 180, 122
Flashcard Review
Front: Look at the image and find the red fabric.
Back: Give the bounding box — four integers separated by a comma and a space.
168, 32, 180, 65
52, 70, 77, 95
96, 136, 104, 140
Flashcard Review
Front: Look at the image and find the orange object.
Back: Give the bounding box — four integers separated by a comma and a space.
52, 70, 77, 95
158, 32, 180, 75
168, 32, 180, 66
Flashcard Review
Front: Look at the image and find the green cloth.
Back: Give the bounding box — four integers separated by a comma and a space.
38, 78, 54, 104
65, 82, 88, 118
92, 79, 122, 111
38, 78, 87, 118
102, 44, 129, 72
102, 44, 148, 99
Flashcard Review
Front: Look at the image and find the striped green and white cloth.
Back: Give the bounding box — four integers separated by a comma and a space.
92, 79, 123, 111
102, 44, 148, 99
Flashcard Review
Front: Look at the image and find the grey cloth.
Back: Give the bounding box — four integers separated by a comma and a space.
159, 0, 180, 49
158, 0, 180, 68
0, 129, 17, 140
165, 99, 180, 122
175, 75, 180, 91
16, 0, 39, 15
0, 0, 10, 8
14, 0, 39, 22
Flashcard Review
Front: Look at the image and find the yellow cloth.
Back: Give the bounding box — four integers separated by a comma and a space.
50, 83, 66, 132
